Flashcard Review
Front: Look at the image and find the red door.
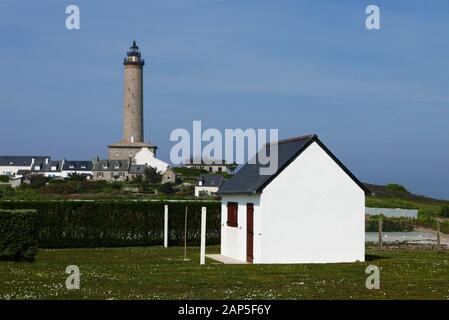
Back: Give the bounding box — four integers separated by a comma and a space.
246, 203, 254, 263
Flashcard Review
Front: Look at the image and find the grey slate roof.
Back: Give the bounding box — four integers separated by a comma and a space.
128, 164, 146, 174
218, 134, 370, 195
93, 159, 130, 171
0, 156, 50, 166
31, 160, 63, 173
62, 161, 93, 171
198, 174, 224, 187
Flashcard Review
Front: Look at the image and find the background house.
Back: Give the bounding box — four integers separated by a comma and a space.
127, 164, 146, 180
161, 168, 181, 184
218, 134, 370, 264
184, 158, 237, 174
195, 174, 223, 197
0, 156, 50, 177
93, 159, 130, 181
31, 160, 64, 178
61, 160, 93, 178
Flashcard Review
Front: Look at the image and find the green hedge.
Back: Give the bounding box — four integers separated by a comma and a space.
0, 209, 38, 261
416, 216, 449, 234
0, 201, 221, 248
365, 197, 418, 210
366, 215, 415, 232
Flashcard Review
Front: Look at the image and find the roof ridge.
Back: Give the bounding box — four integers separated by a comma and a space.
264, 134, 316, 146
277, 134, 316, 145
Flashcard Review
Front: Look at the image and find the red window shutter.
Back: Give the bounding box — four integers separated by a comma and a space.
227, 202, 238, 227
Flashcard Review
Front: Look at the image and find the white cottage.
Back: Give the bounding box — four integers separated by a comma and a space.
218, 134, 370, 264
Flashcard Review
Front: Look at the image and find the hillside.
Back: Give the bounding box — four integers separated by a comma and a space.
364, 183, 449, 215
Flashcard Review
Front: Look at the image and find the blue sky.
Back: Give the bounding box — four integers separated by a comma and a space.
0, 0, 448, 199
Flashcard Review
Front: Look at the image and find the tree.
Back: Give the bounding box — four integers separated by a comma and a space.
144, 167, 162, 184
132, 174, 143, 184
385, 183, 409, 194
137, 167, 162, 193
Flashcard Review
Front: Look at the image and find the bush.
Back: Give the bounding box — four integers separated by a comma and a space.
0, 201, 221, 248
0, 209, 38, 261
385, 184, 409, 194
0, 175, 9, 183
416, 216, 449, 234
30, 175, 47, 189
366, 215, 415, 232
173, 167, 208, 177
0, 185, 15, 199
439, 205, 449, 218
67, 172, 87, 182
111, 182, 122, 190
158, 183, 175, 195
175, 185, 195, 198
365, 197, 417, 210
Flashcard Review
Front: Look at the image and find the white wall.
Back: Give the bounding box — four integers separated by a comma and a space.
0, 165, 30, 176
220, 194, 261, 262
42, 172, 64, 178
61, 170, 93, 178
366, 207, 418, 218
135, 148, 169, 173
259, 141, 365, 263
195, 186, 219, 197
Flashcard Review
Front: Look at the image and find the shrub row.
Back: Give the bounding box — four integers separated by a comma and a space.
366, 215, 415, 232
0, 201, 221, 248
416, 216, 449, 234
0, 209, 38, 261
365, 197, 418, 210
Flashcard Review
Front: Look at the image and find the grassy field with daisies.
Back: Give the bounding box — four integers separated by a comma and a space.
1, 245, 449, 300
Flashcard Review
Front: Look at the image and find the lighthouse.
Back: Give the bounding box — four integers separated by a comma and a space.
123, 40, 144, 144
108, 41, 157, 159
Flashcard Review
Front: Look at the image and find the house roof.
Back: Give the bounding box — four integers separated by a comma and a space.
93, 159, 130, 171
128, 164, 146, 174
198, 174, 224, 187
163, 168, 176, 175
218, 134, 370, 195
31, 160, 63, 173
0, 156, 50, 167
62, 161, 93, 171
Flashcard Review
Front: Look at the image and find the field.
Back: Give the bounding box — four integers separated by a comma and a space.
1, 245, 449, 300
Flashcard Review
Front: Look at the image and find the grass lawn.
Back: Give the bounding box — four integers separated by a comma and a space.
1, 245, 449, 300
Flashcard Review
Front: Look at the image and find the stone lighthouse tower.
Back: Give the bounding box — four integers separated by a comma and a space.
123, 40, 144, 144
108, 41, 157, 159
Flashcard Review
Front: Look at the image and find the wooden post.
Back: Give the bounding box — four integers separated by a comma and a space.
437, 220, 441, 251
184, 206, 188, 261
164, 205, 168, 248
200, 207, 206, 265
378, 217, 383, 250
